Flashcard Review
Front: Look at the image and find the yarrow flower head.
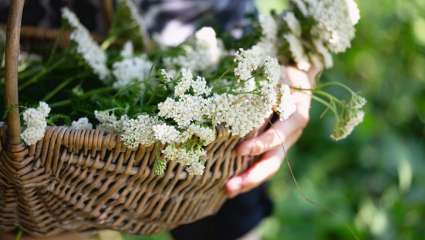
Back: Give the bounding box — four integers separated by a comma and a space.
277, 0, 360, 69
211, 92, 275, 137
120, 41, 134, 58
331, 93, 366, 140
276, 84, 297, 120
158, 95, 210, 128
120, 114, 161, 149
71, 117, 93, 130
259, 14, 278, 41
174, 69, 211, 97
21, 102, 50, 145
162, 145, 206, 175
331, 109, 364, 141
62, 8, 110, 81
234, 41, 277, 83
95, 110, 123, 133
164, 27, 222, 72
284, 33, 311, 71
153, 124, 181, 144
187, 124, 216, 145
186, 161, 206, 176
112, 55, 152, 89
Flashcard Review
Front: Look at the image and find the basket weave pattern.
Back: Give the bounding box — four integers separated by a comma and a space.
0, 125, 253, 236
0, 0, 256, 236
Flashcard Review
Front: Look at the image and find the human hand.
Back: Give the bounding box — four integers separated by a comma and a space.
225, 66, 320, 198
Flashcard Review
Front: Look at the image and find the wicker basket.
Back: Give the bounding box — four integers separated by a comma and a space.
0, 0, 258, 237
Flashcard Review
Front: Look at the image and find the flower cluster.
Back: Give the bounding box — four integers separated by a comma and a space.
278, 0, 360, 69
164, 27, 223, 72
62, 8, 110, 81
112, 55, 152, 89
162, 144, 206, 176
71, 117, 93, 130
277, 84, 297, 120
234, 14, 278, 85
25, 3, 363, 176
21, 102, 50, 145
331, 94, 366, 140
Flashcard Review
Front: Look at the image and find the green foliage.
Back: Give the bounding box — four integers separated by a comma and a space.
257, 1, 425, 240
108, 0, 146, 50
153, 158, 168, 176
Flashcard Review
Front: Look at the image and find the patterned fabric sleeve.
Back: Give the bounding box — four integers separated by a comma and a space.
0, 0, 256, 45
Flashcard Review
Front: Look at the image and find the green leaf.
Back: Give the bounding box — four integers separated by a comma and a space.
153, 159, 168, 176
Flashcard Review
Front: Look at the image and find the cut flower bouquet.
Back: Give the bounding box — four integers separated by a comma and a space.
1, 0, 366, 177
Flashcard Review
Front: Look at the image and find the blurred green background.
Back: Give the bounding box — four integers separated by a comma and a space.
125, 0, 425, 239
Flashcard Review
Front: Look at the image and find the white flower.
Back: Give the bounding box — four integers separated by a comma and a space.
234, 41, 276, 82
174, 68, 193, 97
313, 39, 333, 68
345, 0, 361, 25
284, 33, 311, 71
153, 124, 181, 144
120, 114, 161, 149
21, 102, 50, 145
164, 27, 222, 71
263, 57, 281, 84
277, 84, 297, 120
282, 12, 302, 37
186, 161, 206, 176
259, 14, 278, 41
348, 93, 367, 109
121, 41, 134, 58
331, 110, 364, 141
210, 92, 274, 137
300, 0, 359, 53
174, 69, 211, 97
160, 69, 175, 82
112, 55, 152, 89
188, 124, 216, 145
195, 27, 221, 64
94, 110, 122, 133
71, 117, 93, 130
290, 0, 308, 16
158, 95, 210, 128
62, 8, 109, 81
162, 145, 206, 168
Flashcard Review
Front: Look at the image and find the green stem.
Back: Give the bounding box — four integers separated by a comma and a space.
42, 75, 79, 102
83, 86, 114, 96
314, 90, 344, 105
50, 99, 71, 108
312, 95, 335, 112
15, 230, 22, 240
101, 35, 118, 50
18, 65, 42, 80
50, 87, 114, 108
19, 58, 65, 90
316, 81, 355, 95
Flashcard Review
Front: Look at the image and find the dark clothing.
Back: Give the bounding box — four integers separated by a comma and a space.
0, 0, 256, 38
0, 1, 273, 239
171, 183, 273, 240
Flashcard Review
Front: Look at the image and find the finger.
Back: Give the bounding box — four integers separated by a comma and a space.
227, 129, 302, 197
237, 109, 309, 156
285, 129, 303, 150
226, 147, 285, 198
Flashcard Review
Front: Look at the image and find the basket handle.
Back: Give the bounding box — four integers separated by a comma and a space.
4, 0, 25, 145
